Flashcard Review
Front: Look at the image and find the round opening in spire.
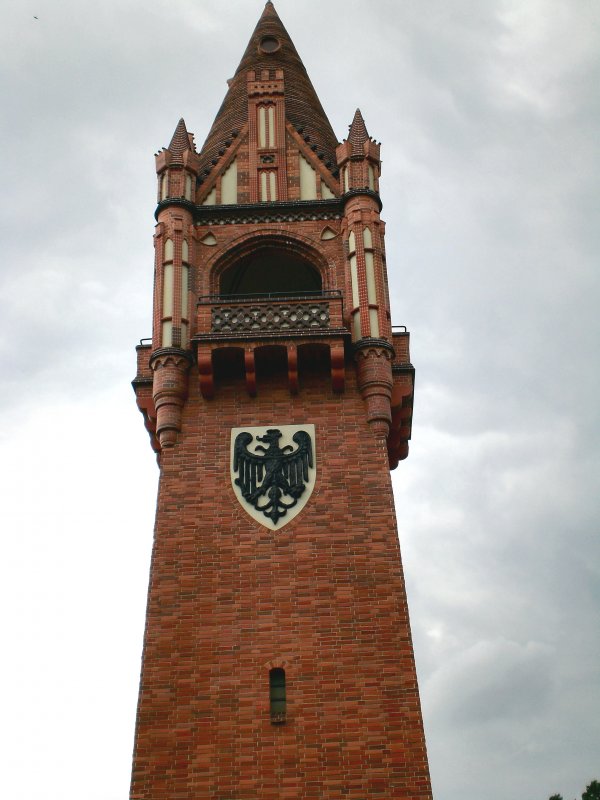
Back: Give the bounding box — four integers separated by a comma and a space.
259, 35, 281, 54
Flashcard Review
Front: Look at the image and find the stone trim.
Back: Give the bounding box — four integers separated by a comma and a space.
341, 188, 383, 211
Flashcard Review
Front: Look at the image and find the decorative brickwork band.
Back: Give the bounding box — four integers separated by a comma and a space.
211, 300, 330, 333
354, 340, 394, 438
150, 348, 193, 448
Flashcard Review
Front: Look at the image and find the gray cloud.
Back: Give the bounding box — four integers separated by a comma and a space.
1, 2, 598, 799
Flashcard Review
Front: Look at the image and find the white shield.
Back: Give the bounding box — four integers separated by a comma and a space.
230, 424, 316, 530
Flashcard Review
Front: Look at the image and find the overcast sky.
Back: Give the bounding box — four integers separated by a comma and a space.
1, 1, 598, 799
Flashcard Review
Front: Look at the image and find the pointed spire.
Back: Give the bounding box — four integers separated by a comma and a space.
169, 118, 193, 157
348, 109, 370, 156
258, 1, 277, 23
198, 3, 338, 176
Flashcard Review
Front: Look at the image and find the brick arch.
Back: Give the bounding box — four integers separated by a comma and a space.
263, 657, 291, 671
207, 230, 332, 295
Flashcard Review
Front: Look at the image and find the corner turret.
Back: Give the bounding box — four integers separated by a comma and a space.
337, 109, 381, 195
148, 118, 199, 448
337, 110, 394, 438
156, 117, 200, 204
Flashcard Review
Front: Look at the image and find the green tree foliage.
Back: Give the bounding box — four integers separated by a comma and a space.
549, 779, 600, 800
582, 780, 600, 800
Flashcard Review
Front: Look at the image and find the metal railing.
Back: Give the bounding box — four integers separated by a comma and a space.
197, 289, 341, 304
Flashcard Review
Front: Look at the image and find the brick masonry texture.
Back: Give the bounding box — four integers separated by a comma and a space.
129, 367, 431, 800
198, 4, 338, 181
132, 3, 429, 795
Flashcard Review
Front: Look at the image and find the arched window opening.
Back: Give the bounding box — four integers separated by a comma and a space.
269, 668, 286, 723
220, 248, 322, 297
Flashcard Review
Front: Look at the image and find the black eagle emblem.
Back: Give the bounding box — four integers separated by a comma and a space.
233, 428, 313, 525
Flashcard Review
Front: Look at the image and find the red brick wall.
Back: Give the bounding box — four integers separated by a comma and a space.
130, 365, 432, 800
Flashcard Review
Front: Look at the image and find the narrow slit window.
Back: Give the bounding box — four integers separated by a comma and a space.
268, 106, 276, 147
181, 264, 189, 348
260, 171, 268, 201
269, 668, 286, 722
368, 163, 376, 191
365, 252, 377, 305
161, 239, 174, 347
258, 105, 276, 149
258, 106, 267, 148
260, 171, 277, 202
162, 263, 174, 347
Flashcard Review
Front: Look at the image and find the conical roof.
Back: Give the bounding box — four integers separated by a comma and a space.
198, 2, 338, 177
168, 118, 193, 160
347, 108, 370, 156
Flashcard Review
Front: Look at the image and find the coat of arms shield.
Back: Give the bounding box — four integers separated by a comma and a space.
230, 424, 316, 530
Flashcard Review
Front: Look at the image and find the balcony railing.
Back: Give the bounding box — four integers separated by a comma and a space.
196, 290, 345, 339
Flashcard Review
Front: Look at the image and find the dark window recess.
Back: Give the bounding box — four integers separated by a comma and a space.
220, 248, 322, 296
269, 668, 286, 723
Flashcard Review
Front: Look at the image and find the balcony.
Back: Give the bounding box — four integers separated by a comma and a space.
195, 290, 346, 343
193, 291, 349, 399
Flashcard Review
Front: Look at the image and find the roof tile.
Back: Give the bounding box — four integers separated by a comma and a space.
198, 2, 338, 177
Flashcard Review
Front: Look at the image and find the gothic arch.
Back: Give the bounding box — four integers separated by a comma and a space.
208, 231, 331, 296
263, 657, 291, 671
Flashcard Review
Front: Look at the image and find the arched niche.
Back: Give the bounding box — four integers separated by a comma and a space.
217, 241, 324, 297
212, 346, 245, 384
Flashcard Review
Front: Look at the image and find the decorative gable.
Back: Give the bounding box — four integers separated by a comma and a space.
197, 129, 248, 206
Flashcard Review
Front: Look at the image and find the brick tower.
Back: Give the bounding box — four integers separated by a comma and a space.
131, 3, 432, 798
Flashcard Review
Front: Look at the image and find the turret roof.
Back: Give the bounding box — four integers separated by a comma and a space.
347, 108, 370, 155
198, 2, 338, 177
168, 118, 194, 159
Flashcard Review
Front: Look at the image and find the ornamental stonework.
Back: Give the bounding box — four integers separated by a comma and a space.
230, 424, 316, 529
212, 302, 330, 334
